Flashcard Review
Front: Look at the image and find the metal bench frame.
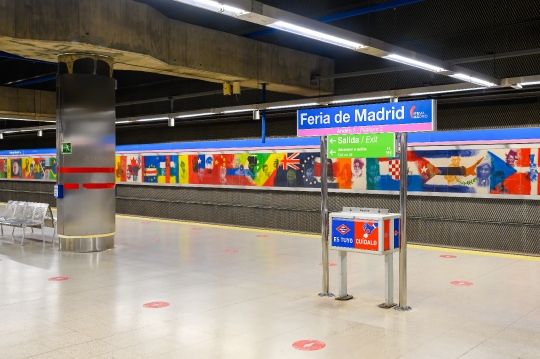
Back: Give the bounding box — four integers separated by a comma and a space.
0, 201, 57, 246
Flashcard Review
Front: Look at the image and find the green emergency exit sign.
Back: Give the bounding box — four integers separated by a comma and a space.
327, 133, 396, 159
61, 142, 72, 154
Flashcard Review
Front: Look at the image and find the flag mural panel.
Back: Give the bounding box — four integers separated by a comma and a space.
115, 156, 127, 182
4, 146, 540, 199
126, 155, 142, 183
46, 157, 57, 180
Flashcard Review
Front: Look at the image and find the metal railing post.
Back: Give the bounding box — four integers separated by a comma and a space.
395, 132, 412, 311
319, 136, 333, 297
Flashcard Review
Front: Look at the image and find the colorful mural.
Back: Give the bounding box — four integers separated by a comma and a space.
0, 157, 56, 180
4, 147, 540, 198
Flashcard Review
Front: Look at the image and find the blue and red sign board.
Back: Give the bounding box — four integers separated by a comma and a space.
297, 99, 436, 137
330, 217, 401, 254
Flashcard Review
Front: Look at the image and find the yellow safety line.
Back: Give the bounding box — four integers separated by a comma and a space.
117, 214, 540, 261
116, 214, 319, 238
409, 244, 540, 261
0, 203, 535, 261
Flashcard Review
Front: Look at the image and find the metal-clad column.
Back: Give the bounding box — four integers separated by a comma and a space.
56, 53, 116, 253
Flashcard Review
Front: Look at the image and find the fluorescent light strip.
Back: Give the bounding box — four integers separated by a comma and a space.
222, 109, 255, 114
520, 81, 540, 86
115, 121, 131, 124
383, 54, 447, 73
330, 96, 393, 104
269, 21, 365, 50
408, 87, 484, 96
174, 0, 249, 16
177, 112, 215, 118
450, 73, 497, 87
135, 117, 168, 122
267, 102, 319, 110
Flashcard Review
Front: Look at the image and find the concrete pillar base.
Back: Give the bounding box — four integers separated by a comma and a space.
59, 234, 114, 253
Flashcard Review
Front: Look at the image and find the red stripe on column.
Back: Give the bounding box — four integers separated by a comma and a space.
58, 167, 115, 174
82, 183, 116, 189
63, 183, 79, 190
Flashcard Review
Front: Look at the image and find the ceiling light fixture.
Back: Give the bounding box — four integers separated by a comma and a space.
0, 133, 3, 139
520, 81, 540, 86
177, 112, 215, 118
135, 117, 169, 122
269, 21, 365, 50
267, 102, 319, 110
383, 54, 447, 73
173, 0, 249, 16
37, 130, 43, 137
115, 121, 131, 124
449, 73, 497, 87
222, 109, 254, 114
330, 96, 393, 104
408, 87, 484, 96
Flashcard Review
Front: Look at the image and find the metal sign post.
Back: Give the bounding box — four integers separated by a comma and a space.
395, 132, 412, 311
319, 135, 333, 297
297, 99, 436, 302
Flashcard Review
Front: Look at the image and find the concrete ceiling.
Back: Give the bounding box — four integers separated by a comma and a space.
0, 0, 334, 96
1, 0, 540, 134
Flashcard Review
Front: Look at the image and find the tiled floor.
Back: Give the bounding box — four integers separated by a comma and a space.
1, 213, 540, 359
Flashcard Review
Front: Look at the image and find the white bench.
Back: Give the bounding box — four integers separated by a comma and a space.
0, 201, 57, 246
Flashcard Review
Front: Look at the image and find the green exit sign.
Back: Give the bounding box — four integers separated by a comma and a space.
328, 133, 396, 159
61, 142, 72, 154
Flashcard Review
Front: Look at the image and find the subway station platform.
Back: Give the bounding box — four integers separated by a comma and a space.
1, 211, 539, 359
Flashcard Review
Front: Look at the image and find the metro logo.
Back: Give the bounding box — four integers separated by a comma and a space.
336, 224, 350, 235
410, 106, 416, 118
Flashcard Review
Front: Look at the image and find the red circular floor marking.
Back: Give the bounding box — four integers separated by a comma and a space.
141, 221, 150, 224
150, 238, 161, 242
48, 276, 70, 281
440, 255, 457, 258
143, 301, 170, 309
451, 281, 473, 286
319, 262, 337, 267
192, 228, 203, 231
223, 249, 239, 253
292, 340, 326, 351
256, 235, 268, 238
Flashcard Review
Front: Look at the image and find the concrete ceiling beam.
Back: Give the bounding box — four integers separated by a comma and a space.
0, 0, 334, 96
0, 87, 56, 122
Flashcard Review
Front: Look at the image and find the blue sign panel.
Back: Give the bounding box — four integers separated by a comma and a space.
297, 99, 436, 137
331, 219, 355, 248
54, 184, 63, 199
394, 218, 401, 249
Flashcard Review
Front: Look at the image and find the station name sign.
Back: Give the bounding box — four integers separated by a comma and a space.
297, 99, 436, 137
